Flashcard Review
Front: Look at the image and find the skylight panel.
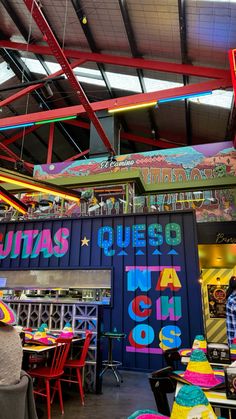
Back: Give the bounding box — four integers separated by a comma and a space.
144, 77, 183, 92
74, 67, 104, 84
74, 68, 142, 92
189, 90, 233, 109
0, 62, 15, 84
46, 61, 61, 73
74, 67, 101, 77
76, 75, 106, 86
46, 62, 103, 81
21, 57, 47, 75
105, 72, 142, 92
10, 35, 26, 43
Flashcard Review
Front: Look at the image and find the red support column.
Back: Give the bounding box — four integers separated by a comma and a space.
229, 49, 236, 105
47, 123, 54, 164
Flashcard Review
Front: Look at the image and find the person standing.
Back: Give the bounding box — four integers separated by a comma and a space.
226, 276, 236, 346
0, 300, 23, 385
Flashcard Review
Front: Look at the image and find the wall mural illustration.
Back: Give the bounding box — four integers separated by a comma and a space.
33, 141, 236, 223
0, 142, 235, 222
0, 212, 202, 370
34, 141, 236, 182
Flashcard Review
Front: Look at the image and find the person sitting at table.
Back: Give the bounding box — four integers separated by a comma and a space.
0, 300, 23, 385
226, 276, 236, 346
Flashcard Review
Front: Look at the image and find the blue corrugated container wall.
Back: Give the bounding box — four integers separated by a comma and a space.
0, 210, 203, 371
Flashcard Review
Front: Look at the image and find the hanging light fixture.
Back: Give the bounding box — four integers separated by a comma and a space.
108, 101, 157, 114
0, 115, 77, 131
156, 91, 213, 104
108, 91, 213, 113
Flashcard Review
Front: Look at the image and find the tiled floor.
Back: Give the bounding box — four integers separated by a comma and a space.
36, 370, 158, 419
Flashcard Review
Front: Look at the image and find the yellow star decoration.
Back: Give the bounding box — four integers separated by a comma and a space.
81, 236, 90, 246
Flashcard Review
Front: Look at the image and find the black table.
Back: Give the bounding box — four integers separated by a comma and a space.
100, 332, 125, 385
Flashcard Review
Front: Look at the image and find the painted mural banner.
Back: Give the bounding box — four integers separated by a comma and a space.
0, 143, 235, 223
0, 212, 202, 368
34, 141, 236, 182
32, 141, 236, 223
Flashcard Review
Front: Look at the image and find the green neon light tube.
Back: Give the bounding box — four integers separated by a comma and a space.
35, 115, 77, 125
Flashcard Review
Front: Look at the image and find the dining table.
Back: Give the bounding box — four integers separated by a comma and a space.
23, 344, 57, 353
22, 336, 84, 370
23, 336, 83, 352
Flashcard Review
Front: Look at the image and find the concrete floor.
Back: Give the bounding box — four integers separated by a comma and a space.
35, 371, 235, 419
36, 370, 158, 419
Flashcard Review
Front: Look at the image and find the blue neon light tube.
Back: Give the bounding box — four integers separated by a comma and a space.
0, 122, 34, 131
158, 90, 212, 104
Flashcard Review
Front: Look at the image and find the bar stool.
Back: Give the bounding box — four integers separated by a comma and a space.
100, 331, 125, 385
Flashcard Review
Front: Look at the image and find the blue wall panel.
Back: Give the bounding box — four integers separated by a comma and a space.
0, 211, 202, 371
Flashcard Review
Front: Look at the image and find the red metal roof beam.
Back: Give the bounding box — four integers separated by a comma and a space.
0, 77, 231, 129
0, 140, 33, 173
2, 125, 39, 146
0, 40, 230, 80
0, 58, 86, 109
23, 0, 115, 156
65, 149, 90, 162
0, 155, 23, 164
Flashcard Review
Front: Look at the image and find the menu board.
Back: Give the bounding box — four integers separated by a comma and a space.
207, 285, 227, 318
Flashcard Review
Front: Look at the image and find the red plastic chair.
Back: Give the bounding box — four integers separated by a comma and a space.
28, 338, 72, 419
61, 330, 92, 405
